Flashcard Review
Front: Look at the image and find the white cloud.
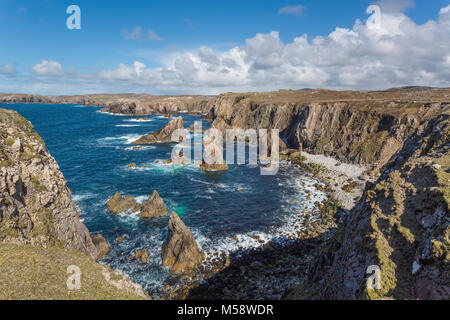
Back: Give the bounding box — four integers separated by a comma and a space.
278, 5, 306, 18
30, 60, 64, 76
122, 27, 164, 41
0, 64, 17, 77
7, 5, 450, 95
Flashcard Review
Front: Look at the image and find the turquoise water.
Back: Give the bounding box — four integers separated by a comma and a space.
1, 103, 326, 295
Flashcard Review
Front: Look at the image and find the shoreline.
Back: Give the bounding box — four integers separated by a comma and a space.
162, 153, 362, 300
301, 152, 367, 210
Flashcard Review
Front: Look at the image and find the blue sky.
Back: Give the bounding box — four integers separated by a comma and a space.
1, 0, 449, 94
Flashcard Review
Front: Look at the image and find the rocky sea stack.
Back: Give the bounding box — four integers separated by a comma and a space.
132, 117, 184, 144
106, 192, 140, 214
106, 191, 168, 219
162, 212, 204, 274
139, 190, 168, 218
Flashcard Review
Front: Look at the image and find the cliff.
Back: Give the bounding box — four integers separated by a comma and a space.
207, 90, 450, 173
0, 108, 146, 299
285, 108, 449, 300
0, 93, 215, 114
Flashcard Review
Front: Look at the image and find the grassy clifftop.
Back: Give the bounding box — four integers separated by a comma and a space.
0, 244, 145, 300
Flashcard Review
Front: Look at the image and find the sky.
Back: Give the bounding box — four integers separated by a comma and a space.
0, 0, 449, 95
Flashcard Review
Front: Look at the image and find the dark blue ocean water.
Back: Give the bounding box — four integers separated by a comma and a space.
1, 103, 326, 295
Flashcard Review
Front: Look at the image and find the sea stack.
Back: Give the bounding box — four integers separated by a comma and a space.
106, 192, 140, 214
132, 117, 184, 144
139, 190, 168, 218
161, 212, 204, 274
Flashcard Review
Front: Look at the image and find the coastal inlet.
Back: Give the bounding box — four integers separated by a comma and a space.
0, 103, 327, 298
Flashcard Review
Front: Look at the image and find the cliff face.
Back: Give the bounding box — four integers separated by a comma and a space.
102, 97, 215, 115
208, 92, 449, 172
286, 110, 449, 300
322, 113, 449, 300
0, 109, 97, 260
0, 93, 215, 114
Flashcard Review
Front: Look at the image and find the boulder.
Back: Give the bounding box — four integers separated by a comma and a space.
139, 190, 168, 218
106, 192, 140, 214
199, 160, 229, 171
128, 163, 137, 168
131, 249, 149, 264
161, 212, 204, 273
91, 234, 110, 261
132, 117, 184, 144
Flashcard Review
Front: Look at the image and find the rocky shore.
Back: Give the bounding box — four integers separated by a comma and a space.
0, 108, 147, 299
1, 87, 448, 300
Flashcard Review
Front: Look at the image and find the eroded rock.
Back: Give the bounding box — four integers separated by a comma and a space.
106, 192, 140, 214
132, 117, 184, 144
162, 212, 204, 273
139, 190, 168, 218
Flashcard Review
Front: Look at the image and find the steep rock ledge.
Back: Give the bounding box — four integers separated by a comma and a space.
208, 92, 450, 173
0, 109, 97, 260
0, 108, 147, 299
286, 111, 449, 300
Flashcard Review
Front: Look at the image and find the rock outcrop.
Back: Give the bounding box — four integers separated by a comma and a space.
91, 234, 110, 261
139, 190, 168, 218
132, 117, 184, 144
107, 191, 168, 218
207, 90, 450, 172
286, 111, 450, 300
199, 161, 229, 171
130, 248, 149, 264
0, 109, 97, 260
161, 212, 204, 274
106, 192, 140, 214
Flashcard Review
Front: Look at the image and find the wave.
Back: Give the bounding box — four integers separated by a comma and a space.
96, 110, 128, 116
116, 124, 140, 128
124, 146, 156, 151
190, 173, 327, 270
97, 134, 142, 145
125, 118, 152, 123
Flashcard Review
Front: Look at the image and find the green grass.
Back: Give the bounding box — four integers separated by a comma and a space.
0, 244, 145, 300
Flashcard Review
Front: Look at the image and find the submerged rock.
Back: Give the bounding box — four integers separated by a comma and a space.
162, 212, 204, 273
128, 163, 137, 168
130, 249, 149, 264
132, 117, 184, 144
106, 192, 140, 214
199, 161, 229, 171
139, 190, 168, 218
91, 234, 110, 261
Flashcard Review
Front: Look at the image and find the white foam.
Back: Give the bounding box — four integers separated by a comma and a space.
135, 195, 149, 204
116, 124, 140, 128
125, 118, 152, 122
98, 134, 142, 145
71, 193, 94, 202
124, 146, 156, 151
191, 173, 328, 269
96, 110, 127, 116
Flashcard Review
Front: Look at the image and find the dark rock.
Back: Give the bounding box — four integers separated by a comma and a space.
91, 233, 110, 261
